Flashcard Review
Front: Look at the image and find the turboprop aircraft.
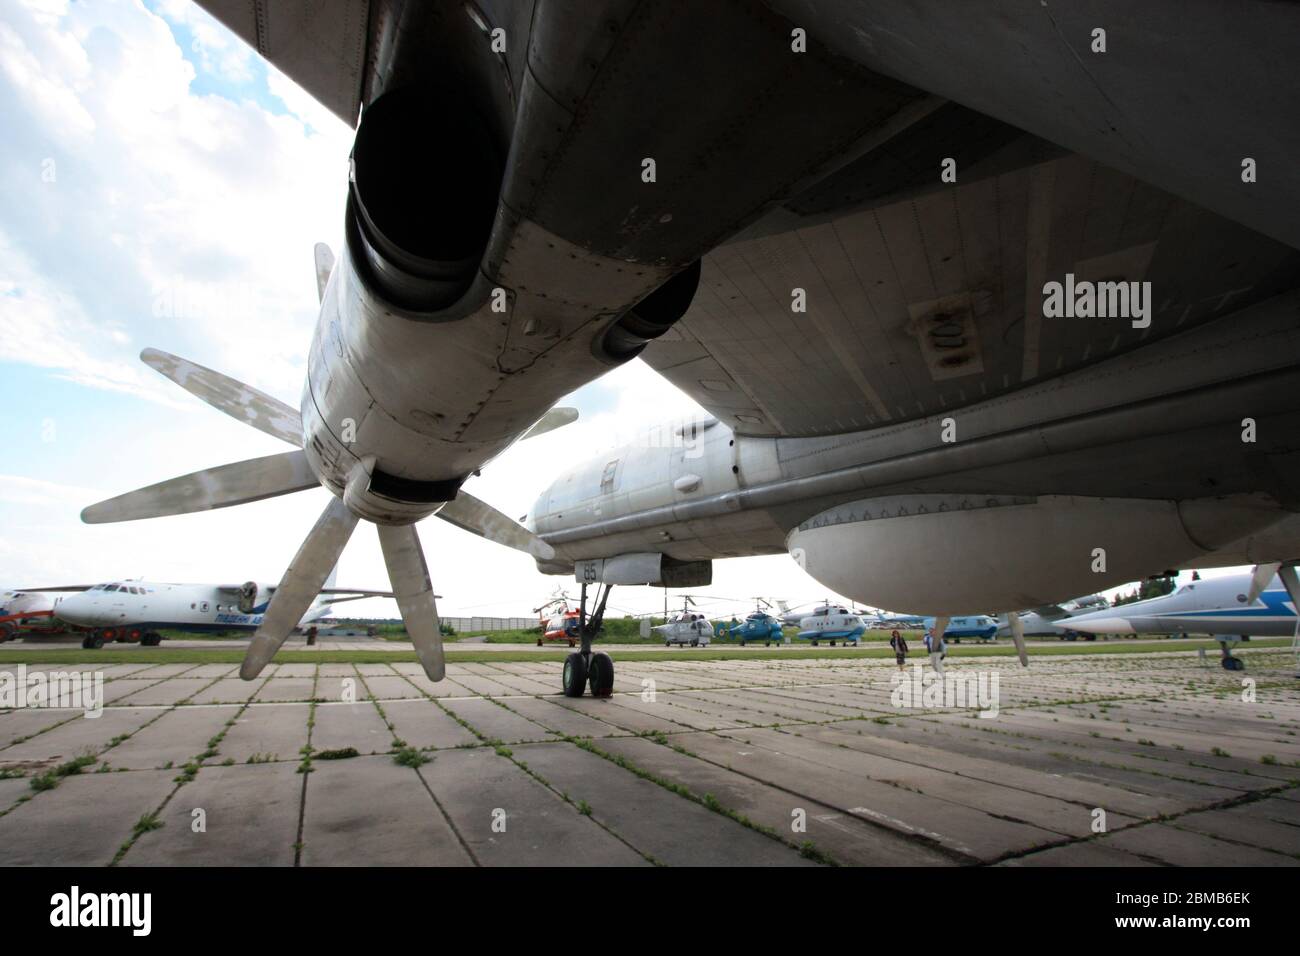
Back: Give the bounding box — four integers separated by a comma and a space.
52, 576, 390, 649
83, 1, 1300, 693
1062, 566, 1300, 670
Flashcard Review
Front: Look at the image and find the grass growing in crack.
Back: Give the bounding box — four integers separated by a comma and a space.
799, 841, 836, 865
568, 735, 834, 863
394, 747, 430, 768
315, 747, 359, 760
133, 811, 164, 836
577, 800, 592, 816
29, 753, 96, 791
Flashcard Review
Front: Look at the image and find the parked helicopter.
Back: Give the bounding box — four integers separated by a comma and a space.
654, 597, 714, 647
534, 592, 580, 647
718, 599, 785, 646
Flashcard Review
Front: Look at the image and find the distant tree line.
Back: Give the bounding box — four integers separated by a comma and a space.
1110, 575, 1177, 607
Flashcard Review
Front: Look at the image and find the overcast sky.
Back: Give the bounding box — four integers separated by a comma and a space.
0, 0, 1235, 622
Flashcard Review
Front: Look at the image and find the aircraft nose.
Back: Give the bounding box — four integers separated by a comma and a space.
1065, 615, 1134, 635
55, 596, 93, 625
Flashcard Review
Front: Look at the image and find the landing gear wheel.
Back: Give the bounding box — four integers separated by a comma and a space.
588, 652, 614, 698
1222, 656, 1245, 671
88, 631, 106, 649
141, 632, 162, 647
0, 622, 13, 644
537, 637, 543, 647
562, 652, 588, 697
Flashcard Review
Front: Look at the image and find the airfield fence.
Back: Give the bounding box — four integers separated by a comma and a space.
441, 616, 538, 633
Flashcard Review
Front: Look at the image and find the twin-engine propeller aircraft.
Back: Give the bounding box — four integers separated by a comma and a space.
1063, 565, 1300, 671
85, 1, 1300, 690
2, 575, 390, 648
54, 576, 391, 649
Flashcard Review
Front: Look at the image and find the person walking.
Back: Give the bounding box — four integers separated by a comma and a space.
889, 629, 908, 671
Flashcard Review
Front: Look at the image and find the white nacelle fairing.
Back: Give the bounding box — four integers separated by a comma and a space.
787, 493, 1290, 615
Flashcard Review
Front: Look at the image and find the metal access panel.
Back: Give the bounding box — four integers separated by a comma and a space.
576, 553, 711, 588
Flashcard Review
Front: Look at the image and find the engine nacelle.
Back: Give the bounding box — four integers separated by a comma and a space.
238, 581, 258, 614
787, 493, 1289, 615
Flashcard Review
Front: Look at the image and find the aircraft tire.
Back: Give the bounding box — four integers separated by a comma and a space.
1222, 657, 1245, 672
141, 632, 162, 647
562, 652, 588, 697
88, 633, 105, 650
0, 622, 13, 643
588, 652, 614, 698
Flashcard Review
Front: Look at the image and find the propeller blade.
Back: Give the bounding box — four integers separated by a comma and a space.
378, 523, 445, 681
521, 406, 578, 441
141, 347, 303, 447
1007, 611, 1030, 667
240, 496, 358, 680
82, 450, 318, 524
436, 491, 555, 560
1246, 562, 1280, 604
314, 242, 334, 304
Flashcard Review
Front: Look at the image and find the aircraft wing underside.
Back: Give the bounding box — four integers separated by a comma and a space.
639, 142, 1300, 440
198, 0, 369, 127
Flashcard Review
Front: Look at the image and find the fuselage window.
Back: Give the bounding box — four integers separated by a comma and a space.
201, 602, 209, 612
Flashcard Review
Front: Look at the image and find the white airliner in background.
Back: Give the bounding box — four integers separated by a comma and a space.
4, 574, 390, 649
0, 587, 83, 641
1062, 567, 1300, 670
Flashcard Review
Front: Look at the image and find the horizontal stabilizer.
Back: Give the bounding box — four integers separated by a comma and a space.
82, 450, 319, 524
437, 491, 555, 560
522, 406, 578, 441
142, 347, 303, 447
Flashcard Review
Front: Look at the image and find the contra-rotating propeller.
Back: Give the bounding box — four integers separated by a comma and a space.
83, 348, 567, 682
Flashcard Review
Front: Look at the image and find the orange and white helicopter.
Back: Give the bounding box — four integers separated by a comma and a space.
534, 592, 581, 647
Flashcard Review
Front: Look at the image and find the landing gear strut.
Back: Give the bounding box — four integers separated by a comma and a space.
562, 582, 615, 698
1218, 636, 1247, 671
